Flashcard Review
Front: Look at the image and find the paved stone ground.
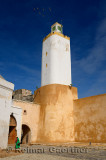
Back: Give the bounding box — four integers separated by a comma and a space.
0, 145, 106, 160
0, 154, 84, 160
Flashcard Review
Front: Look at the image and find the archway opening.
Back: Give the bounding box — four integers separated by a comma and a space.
21, 124, 31, 144
8, 114, 17, 144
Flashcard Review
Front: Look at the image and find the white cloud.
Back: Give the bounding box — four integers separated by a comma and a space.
73, 18, 106, 74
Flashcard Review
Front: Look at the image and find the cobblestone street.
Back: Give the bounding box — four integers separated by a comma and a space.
0, 145, 106, 160
0, 154, 85, 160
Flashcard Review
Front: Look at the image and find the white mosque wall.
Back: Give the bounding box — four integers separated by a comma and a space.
41, 34, 71, 86
0, 77, 14, 149
10, 105, 22, 141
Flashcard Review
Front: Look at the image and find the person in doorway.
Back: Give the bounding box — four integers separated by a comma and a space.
15, 136, 21, 152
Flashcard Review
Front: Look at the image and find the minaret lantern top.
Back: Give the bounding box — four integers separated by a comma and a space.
51, 22, 63, 34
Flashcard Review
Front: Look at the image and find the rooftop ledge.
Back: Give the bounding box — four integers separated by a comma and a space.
43, 32, 70, 42
0, 77, 14, 90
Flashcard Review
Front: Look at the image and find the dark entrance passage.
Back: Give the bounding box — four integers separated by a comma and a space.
21, 124, 31, 144
8, 114, 17, 144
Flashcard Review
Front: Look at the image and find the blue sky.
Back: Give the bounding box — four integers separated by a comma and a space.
0, 0, 106, 98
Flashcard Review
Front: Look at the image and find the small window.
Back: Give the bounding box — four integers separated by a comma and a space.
23, 110, 27, 115
46, 63, 47, 68
58, 26, 62, 33
52, 26, 56, 31
46, 52, 47, 56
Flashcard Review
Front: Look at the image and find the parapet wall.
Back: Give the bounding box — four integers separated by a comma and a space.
13, 89, 34, 102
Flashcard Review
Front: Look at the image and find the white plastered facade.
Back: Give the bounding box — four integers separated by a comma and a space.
0, 77, 14, 149
10, 105, 22, 141
0, 77, 22, 149
41, 34, 71, 86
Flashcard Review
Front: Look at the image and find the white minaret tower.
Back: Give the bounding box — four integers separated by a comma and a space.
41, 22, 72, 86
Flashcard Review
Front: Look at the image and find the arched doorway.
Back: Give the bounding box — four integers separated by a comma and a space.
8, 114, 17, 144
21, 124, 31, 144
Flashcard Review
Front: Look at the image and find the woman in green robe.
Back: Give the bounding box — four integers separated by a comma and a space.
15, 136, 20, 152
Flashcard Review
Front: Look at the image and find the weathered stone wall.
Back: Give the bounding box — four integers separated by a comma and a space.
13, 89, 32, 96
13, 89, 34, 102
12, 85, 106, 144
33, 84, 106, 144
73, 94, 106, 143
34, 84, 77, 144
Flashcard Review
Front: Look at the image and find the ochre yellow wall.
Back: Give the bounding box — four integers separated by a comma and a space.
34, 84, 78, 143
13, 85, 106, 144
13, 100, 40, 143
73, 94, 106, 143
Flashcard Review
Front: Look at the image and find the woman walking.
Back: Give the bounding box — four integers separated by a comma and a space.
15, 136, 21, 152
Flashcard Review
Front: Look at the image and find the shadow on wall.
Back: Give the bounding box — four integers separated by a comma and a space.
21, 124, 31, 144
8, 114, 17, 144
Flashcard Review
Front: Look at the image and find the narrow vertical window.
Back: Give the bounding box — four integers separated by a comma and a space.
52, 26, 56, 32
46, 63, 47, 68
46, 52, 47, 56
23, 110, 27, 115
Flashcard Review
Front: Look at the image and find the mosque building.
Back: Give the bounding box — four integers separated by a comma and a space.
0, 22, 106, 149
